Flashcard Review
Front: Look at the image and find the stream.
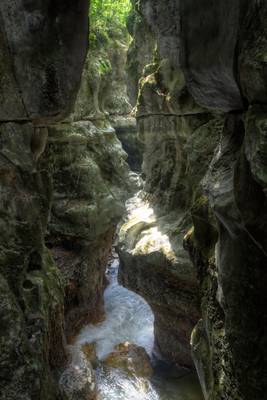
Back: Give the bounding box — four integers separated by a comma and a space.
74, 256, 203, 400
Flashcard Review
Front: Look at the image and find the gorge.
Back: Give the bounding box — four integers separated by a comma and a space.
0, 1, 266, 400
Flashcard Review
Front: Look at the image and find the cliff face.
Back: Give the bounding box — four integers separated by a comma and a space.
1, 2, 266, 400
119, 1, 266, 398
118, 0, 223, 368
0, 2, 89, 399
43, 30, 135, 340
45, 120, 132, 340
0, 2, 134, 399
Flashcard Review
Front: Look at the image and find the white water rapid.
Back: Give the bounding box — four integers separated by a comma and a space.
72, 255, 203, 400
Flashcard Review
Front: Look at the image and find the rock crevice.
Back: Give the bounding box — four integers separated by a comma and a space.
118, 1, 267, 399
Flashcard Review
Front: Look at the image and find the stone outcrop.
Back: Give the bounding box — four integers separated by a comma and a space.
0, 1, 89, 123
1, 1, 266, 400
118, 112, 223, 368
73, 36, 131, 121
103, 342, 153, 378
42, 27, 136, 341
118, 0, 222, 370
126, 0, 155, 106
45, 120, 133, 339
111, 116, 143, 172
59, 349, 96, 400
0, 2, 89, 399
119, 1, 267, 399
0, 2, 134, 399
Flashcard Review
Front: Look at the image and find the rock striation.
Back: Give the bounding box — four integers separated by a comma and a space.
45, 119, 133, 339
0, 2, 134, 399
1, 1, 266, 400
43, 27, 136, 341
119, 1, 267, 399
0, 2, 89, 399
118, 0, 222, 370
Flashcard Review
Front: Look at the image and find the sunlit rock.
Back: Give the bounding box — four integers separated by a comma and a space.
81, 342, 98, 367
118, 112, 222, 368
59, 350, 96, 400
103, 342, 153, 378
44, 120, 135, 339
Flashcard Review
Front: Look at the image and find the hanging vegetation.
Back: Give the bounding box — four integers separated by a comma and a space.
89, 0, 132, 46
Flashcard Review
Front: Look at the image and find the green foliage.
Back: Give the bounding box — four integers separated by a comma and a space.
89, 0, 131, 46
89, 0, 131, 76
98, 58, 112, 75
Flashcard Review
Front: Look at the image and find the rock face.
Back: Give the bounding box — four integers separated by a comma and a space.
0, 2, 134, 400
118, 0, 222, 370
1, 2, 266, 400
45, 120, 133, 339
119, 1, 266, 399
59, 349, 96, 400
0, 1, 89, 122
0, 2, 89, 399
118, 113, 223, 368
42, 28, 136, 340
103, 342, 153, 378
111, 116, 143, 172
126, 0, 155, 106
73, 37, 131, 121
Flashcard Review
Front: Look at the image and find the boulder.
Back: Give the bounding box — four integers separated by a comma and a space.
59, 351, 96, 400
104, 342, 153, 378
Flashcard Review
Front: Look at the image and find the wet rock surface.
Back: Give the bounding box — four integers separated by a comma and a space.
72, 255, 203, 400
0, 2, 89, 398
1, 1, 267, 399
0, 2, 135, 399
59, 350, 96, 400
103, 342, 153, 378
45, 120, 133, 339
119, 8, 223, 366
42, 28, 136, 340
119, 1, 267, 399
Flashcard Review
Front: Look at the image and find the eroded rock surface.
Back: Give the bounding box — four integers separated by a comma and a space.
111, 116, 143, 172
0, 0, 89, 122
1, 1, 266, 399
41, 26, 137, 341
103, 342, 153, 378
59, 350, 96, 400
0, 2, 135, 399
45, 120, 133, 339
118, 111, 223, 367
0, 2, 89, 398
119, 1, 267, 399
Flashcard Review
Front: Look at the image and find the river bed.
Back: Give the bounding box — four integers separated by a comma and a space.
74, 256, 203, 400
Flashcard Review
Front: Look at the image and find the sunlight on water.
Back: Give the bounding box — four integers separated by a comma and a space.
97, 367, 160, 400
76, 258, 154, 359
74, 254, 203, 400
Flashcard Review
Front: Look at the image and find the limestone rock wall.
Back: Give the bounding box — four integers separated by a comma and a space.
73, 39, 131, 121
41, 28, 136, 342
126, 0, 155, 106
0, 2, 89, 399
118, 1, 266, 399
0, 2, 134, 399
44, 120, 133, 340
72, 27, 143, 174
118, 0, 223, 368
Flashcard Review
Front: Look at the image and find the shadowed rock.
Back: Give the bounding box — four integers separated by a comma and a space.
0, 0, 89, 122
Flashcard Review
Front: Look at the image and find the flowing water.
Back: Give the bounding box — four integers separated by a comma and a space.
74, 256, 203, 400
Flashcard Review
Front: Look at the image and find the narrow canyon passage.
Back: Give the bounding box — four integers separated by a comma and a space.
0, 1, 266, 400
67, 252, 203, 400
